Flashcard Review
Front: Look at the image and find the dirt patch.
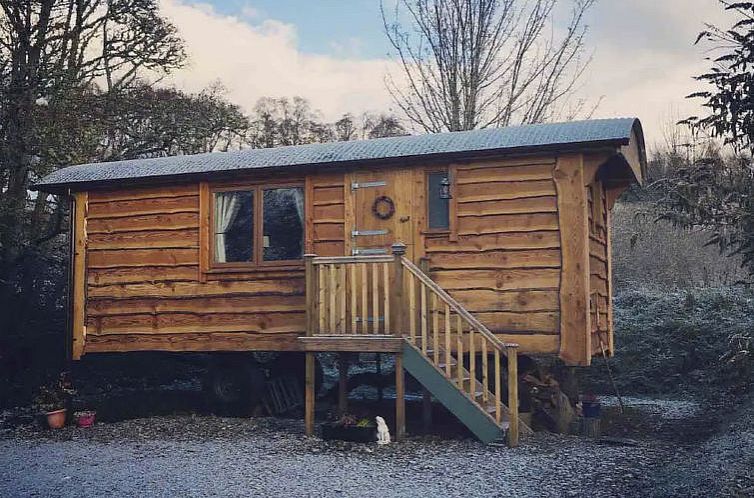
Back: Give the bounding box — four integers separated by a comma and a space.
596, 395, 725, 444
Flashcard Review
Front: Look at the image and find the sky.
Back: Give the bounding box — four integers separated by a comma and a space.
160, 0, 737, 150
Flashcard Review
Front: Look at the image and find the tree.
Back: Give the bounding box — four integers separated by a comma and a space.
362, 113, 408, 139
682, 1, 754, 155
334, 112, 407, 141
249, 97, 333, 148
660, 2, 754, 275
0, 0, 187, 388
381, 0, 595, 133
249, 97, 407, 147
101, 82, 251, 159
0, 0, 186, 277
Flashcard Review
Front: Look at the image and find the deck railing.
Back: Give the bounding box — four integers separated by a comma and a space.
306, 254, 396, 335
304, 243, 521, 445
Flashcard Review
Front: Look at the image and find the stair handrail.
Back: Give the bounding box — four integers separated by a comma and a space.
400, 253, 524, 446
400, 256, 518, 356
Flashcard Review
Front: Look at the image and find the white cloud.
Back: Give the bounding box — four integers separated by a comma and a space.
160, 0, 738, 148
160, 0, 395, 121
240, 4, 261, 19
581, 0, 739, 149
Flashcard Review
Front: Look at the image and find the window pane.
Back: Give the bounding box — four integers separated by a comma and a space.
263, 187, 304, 261
428, 172, 450, 229
214, 191, 253, 263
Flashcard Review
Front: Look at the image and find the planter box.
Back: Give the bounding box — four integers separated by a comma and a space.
321, 423, 376, 443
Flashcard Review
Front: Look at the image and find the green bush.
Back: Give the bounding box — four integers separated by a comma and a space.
584, 287, 754, 397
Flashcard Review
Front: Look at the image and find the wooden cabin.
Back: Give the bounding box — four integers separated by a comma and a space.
36, 118, 646, 445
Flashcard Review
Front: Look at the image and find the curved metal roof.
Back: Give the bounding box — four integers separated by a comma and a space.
35, 117, 645, 192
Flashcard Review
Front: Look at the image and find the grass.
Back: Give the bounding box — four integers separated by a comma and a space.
583, 287, 754, 398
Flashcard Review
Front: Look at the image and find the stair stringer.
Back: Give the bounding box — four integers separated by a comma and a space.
402, 341, 504, 444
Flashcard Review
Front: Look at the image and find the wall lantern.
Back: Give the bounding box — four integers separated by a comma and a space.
439, 176, 452, 199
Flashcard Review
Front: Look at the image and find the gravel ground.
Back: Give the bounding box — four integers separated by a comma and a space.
0, 415, 666, 498
2, 395, 752, 498
600, 396, 701, 421
646, 395, 754, 497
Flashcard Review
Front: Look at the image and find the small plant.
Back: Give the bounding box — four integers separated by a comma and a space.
333, 414, 373, 427
33, 372, 76, 413
720, 333, 753, 392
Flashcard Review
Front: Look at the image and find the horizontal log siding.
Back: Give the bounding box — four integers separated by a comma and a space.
588, 182, 610, 355
84, 183, 306, 353
426, 157, 561, 353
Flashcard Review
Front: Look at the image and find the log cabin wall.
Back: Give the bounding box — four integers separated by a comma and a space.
424, 156, 562, 355
84, 182, 309, 355
76, 157, 609, 361
587, 180, 612, 356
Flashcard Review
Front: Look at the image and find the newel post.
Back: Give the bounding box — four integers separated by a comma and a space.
506, 344, 520, 447
304, 253, 317, 437
391, 242, 406, 335
304, 254, 316, 336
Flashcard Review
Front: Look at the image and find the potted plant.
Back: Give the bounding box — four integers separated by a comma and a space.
321, 413, 377, 442
74, 410, 96, 428
34, 373, 76, 429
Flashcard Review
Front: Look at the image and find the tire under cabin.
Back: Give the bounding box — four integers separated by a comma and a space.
35, 118, 647, 445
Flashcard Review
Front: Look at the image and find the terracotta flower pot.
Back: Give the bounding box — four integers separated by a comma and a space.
46, 408, 67, 429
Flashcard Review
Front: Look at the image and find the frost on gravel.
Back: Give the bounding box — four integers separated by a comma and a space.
0, 415, 664, 498
600, 396, 701, 420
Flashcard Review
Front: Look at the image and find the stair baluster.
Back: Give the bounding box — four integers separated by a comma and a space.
444, 304, 452, 377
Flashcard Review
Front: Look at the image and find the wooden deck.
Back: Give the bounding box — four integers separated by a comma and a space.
298, 335, 405, 352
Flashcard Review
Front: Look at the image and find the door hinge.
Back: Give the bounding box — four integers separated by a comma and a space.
351, 180, 387, 190
352, 229, 388, 237
352, 248, 389, 255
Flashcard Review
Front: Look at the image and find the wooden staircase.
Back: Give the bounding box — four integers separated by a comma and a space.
304, 243, 531, 446
403, 342, 505, 443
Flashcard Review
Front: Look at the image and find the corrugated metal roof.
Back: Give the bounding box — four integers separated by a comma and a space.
35, 117, 643, 191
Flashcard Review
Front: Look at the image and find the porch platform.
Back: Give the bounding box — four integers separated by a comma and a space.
298, 335, 405, 353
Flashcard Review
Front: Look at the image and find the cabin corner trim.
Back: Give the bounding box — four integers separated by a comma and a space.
553, 154, 591, 366
72, 191, 88, 360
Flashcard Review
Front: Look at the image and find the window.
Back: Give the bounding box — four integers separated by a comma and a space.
263, 187, 304, 261
211, 185, 304, 267
214, 190, 254, 263
427, 171, 450, 230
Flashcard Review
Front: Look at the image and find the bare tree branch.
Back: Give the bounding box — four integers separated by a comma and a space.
382, 0, 596, 132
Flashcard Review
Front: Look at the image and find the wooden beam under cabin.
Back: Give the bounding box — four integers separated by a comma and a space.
305, 352, 315, 437
395, 352, 406, 441
298, 336, 405, 353
338, 353, 349, 415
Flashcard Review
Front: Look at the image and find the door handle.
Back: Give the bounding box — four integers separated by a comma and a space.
399, 216, 410, 223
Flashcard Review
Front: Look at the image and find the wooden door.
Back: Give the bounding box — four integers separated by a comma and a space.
350, 169, 415, 257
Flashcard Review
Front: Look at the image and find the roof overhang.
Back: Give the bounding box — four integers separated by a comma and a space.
617, 120, 647, 185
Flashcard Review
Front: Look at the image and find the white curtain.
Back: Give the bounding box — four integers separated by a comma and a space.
214, 192, 240, 263
290, 187, 304, 225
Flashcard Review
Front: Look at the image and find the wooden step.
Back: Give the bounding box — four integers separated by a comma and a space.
436, 358, 458, 369
484, 403, 504, 415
